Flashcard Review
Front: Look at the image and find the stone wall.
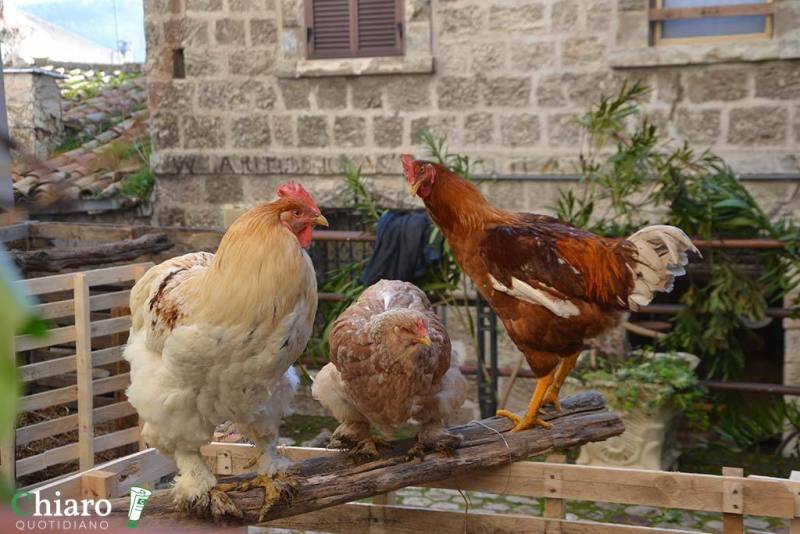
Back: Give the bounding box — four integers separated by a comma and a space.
5, 68, 63, 158
144, 0, 800, 227
143, 0, 800, 379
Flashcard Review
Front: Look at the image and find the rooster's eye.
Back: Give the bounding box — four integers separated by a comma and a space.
293, 209, 301, 217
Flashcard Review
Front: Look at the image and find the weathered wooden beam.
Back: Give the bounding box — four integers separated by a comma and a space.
107, 391, 623, 527
9, 233, 172, 274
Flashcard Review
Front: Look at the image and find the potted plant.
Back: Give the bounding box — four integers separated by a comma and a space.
563, 350, 707, 470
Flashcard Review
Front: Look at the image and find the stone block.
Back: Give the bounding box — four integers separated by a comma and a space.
438, 5, 484, 36
564, 71, 618, 104
728, 106, 788, 145
181, 115, 225, 148
215, 19, 246, 45
186, 0, 222, 10
350, 77, 385, 109
510, 41, 556, 71
547, 113, 582, 147
387, 76, 432, 110
206, 176, 244, 204
482, 77, 531, 107
373, 116, 404, 148
615, 10, 649, 49
151, 112, 181, 150
272, 115, 296, 146
488, 3, 545, 31
587, 0, 613, 31
552, 0, 581, 31
184, 49, 225, 77
437, 76, 480, 109
436, 42, 470, 74
278, 79, 312, 109
281, 0, 302, 27
619, 0, 647, 10
411, 115, 459, 145
232, 115, 271, 148
298, 115, 330, 147
471, 41, 507, 72
333, 116, 366, 147
229, 0, 266, 10
755, 62, 800, 100
250, 18, 278, 46
314, 79, 347, 109
464, 112, 494, 145
675, 108, 721, 145
500, 114, 540, 147
229, 49, 275, 75
535, 75, 567, 107
163, 18, 209, 46
686, 67, 749, 102
149, 80, 195, 113
563, 36, 606, 65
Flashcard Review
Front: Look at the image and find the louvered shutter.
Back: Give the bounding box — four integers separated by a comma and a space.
306, 0, 404, 59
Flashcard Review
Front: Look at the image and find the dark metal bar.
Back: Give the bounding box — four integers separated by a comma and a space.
489, 309, 499, 415
458, 365, 800, 397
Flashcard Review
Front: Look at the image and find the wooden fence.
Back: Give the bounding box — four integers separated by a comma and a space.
25, 442, 800, 534
3, 262, 152, 486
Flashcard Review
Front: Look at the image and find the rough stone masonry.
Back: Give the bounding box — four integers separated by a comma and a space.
143, 0, 800, 385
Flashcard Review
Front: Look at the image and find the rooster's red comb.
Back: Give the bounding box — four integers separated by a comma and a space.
276, 181, 319, 212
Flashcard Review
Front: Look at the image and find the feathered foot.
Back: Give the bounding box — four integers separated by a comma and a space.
348, 436, 391, 464
208, 488, 242, 519
223, 471, 298, 522
175, 491, 211, 517
406, 430, 462, 461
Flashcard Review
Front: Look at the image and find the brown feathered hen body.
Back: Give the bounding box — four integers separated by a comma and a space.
402, 156, 698, 431
313, 280, 467, 459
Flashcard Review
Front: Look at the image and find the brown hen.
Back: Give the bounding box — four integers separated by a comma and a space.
313, 280, 467, 461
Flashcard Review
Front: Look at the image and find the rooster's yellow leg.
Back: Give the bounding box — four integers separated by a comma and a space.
496, 369, 556, 432
543, 352, 581, 411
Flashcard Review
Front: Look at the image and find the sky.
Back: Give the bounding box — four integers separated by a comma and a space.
14, 0, 146, 62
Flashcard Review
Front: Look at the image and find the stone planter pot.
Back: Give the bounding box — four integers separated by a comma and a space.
563, 352, 700, 471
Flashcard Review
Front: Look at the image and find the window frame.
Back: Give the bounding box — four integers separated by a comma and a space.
650, 0, 774, 46
304, 0, 405, 60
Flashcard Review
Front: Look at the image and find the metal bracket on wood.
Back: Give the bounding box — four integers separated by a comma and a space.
216, 450, 232, 476
722, 467, 744, 534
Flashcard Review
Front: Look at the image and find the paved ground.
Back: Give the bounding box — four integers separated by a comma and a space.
255, 486, 788, 533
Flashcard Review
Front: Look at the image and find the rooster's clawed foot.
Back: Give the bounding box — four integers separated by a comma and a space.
496, 409, 552, 432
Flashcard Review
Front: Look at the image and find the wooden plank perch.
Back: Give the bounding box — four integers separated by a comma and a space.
107, 391, 623, 528
10, 233, 172, 273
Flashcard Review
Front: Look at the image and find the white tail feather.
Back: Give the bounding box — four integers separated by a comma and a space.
626, 225, 700, 310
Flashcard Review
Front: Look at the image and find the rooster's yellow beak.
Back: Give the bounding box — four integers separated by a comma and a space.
409, 181, 423, 197
312, 214, 329, 227
416, 335, 432, 346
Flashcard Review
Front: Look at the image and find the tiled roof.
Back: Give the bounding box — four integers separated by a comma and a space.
12, 72, 149, 208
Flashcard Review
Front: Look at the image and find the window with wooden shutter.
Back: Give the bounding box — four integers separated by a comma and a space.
650, 0, 774, 46
305, 0, 404, 59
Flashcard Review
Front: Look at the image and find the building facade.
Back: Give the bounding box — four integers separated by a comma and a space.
143, 0, 800, 387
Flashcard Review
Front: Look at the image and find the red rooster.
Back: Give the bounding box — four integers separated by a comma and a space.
401, 155, 699, 431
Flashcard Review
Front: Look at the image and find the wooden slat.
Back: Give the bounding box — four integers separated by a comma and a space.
94, 373, 130, 395
0, 221, 30, 243
20, 354, 76, 383
90, 316, 131, 338
81, 470, 118, 500
649, 3, 773, 21
19, 373, 130, 413
33, 290, 131, 320
94, 426, 140, 453
15, 263, 148, 298
23, 448, 174, 501
16, 425, 141, 477
15, 324, 75, 351
722, 467, 744, 534
268, 502, 697, 534
15, 400, 135, 447
429, 462, 800, 519
16, 441, 78, 477
19, 384, 78, 412
92, 346, 125, 367
1, 334, 16, 481
19, 345, 125, 383
74, 272, 94, 471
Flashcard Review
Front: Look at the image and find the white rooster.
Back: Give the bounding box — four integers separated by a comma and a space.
124, 182, 327, 519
